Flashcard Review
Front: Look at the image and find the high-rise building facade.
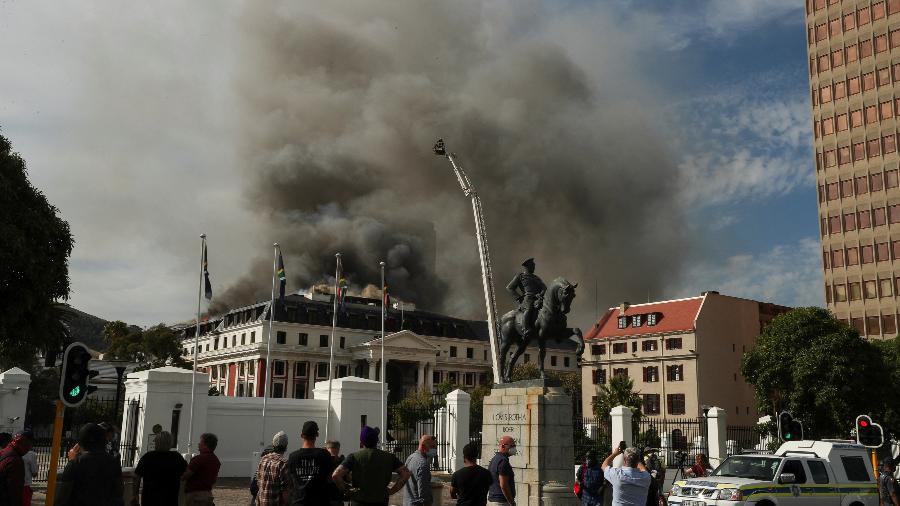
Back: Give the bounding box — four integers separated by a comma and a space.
808, 0, 900, 338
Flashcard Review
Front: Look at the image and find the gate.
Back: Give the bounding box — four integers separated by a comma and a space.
386, 393, 452, 472
635, 417, 709, 469
573, 414, 612, 464
30, 397, 142, 483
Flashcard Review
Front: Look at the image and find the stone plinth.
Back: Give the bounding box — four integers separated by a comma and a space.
481, 379, 577, 506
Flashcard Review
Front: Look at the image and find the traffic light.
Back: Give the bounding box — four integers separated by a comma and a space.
778, 411, 804, 441
855, 415, 884, 448
59, 342, 98, 407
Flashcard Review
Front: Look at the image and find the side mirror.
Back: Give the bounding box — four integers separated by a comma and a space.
779, 473, 796, 484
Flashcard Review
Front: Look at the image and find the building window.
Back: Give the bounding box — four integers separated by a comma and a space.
276, 331, 286, 345
664, 338, 682, 350
643, 394, 661, 415
631, 341, 637, 353
340, 336, 345, 349
241, 333, 246, 345
613, 368, 628, 378
882, 278, 894, 297
320, 335, 328, 347
211, 367, 218, 380
294, 362, 307, 377
642, 340, 658, 352
667, 394, 686, 415
338, 365, 348, 378
294, 382, 307, 399
524, 354, 530, 363
484, 350, 488, 361
298, 333, 308, 346
433, 371, 442, 384
591, 344, 606, 355
239, 362, 245, 376
551, 356, 558, 367
232, 336, 236, 347
248, 360, 255, 377
448, 372, 458, 384
564, 357, 570, 367
834, 284, 847, 302
251, 331, 255, 343
466, 347, 474, 359
666, 365, 684, 381
273, 361, 286, 377
643, 366, 659, 383
865, 280, 878, 299
612, 343, 627, 354
647, 313, 658, 326
631, 315, 642, 327
272, 383, 284, 398
849, 282, 862, 301
316, 363, 328, 378
464, 373, 476, 386
450, 346, 457, 358
883, 315, 897, 335
592, 369, 606, 385
617, 316, 627, 329
237, 383, 245, 397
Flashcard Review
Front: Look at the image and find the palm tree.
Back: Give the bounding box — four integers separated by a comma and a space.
592, 374, 643, 420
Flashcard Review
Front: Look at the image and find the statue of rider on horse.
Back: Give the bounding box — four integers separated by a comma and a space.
500, 258, 584, 382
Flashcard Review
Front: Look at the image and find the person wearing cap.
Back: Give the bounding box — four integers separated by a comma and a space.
880, 460, 900, 506
287, 421, 332, 505
182, 432, 221, 506
255, 431, 291, 506
131, 431, 187, 506
332, 426, 411, 506
505, 258, 546, 340
324, 441, 344, 506
56, 423, 124, 506
0, 431, 32, 506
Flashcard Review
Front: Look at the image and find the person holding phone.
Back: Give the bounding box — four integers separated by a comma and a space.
601, 441, 651, 506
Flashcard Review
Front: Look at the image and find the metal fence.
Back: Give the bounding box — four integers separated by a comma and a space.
726, 425, 770, 456
635, 417, 709, 469
573, 415, 612, 464
386, 393, 453, 472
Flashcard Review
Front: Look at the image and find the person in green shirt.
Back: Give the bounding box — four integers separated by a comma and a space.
332, 426, 411, 506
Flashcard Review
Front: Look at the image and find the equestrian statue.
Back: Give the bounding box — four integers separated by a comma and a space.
500, 258, 584, 381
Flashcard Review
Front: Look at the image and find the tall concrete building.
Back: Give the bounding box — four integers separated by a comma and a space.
808, 0, 900, 338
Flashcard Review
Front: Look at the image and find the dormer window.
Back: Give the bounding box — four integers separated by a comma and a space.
631, 315, 642, 327
647, 313, 658, 326
617, 316, 628, 329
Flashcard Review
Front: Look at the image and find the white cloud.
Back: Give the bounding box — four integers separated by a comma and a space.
673, 237, 825, 308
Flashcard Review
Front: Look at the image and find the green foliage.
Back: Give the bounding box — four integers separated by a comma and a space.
0, 131, 74, 365
25, 366, 60, 426
742, 307, 890, 439
391, 387, 442, 430
103, 321, 189, 370
592, 374, 643, 420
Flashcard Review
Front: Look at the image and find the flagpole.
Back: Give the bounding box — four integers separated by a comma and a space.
380, 261, 386, 439
261, 242, 279, 447
325, 253, 341, 441
188, 234, 206, 456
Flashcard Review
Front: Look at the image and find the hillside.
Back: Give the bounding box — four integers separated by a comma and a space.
66, 307, 109, 351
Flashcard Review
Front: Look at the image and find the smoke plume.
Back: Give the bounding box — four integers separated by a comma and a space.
214, 1, 691, 326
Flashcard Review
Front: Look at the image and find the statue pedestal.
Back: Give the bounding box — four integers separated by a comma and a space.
481, 379, 578, 506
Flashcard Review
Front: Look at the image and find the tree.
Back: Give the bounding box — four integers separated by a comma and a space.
591, 374, 643, 420
0, 130, 74, 365
741, 307, 888, 439
102, 321, 189, 370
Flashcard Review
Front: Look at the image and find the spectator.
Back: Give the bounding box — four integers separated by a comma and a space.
0, 435, 11, 451
21, 433, 37, 506
601, 443, 651, 506
403, 434, 436, 506
881, 460, 900, 506
55, 423, 123, 506
487, 436, 516, 506
324, 441, 344, 506
450, 442, 492, 506
288, 421, 332, 505
98, 423, 119, 459
332, 426, 411, 506
182, 433, 221, 506
256, 431, 291, 506
576, 451, 604, 506
0, 432, 32, 506
250, 444, 276, 505
685, 454, 709, 478
131, 431, 187, 506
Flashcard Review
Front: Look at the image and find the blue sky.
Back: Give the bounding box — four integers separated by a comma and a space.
0, 0, 824, 326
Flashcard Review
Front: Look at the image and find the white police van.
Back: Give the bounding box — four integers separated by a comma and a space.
666, 440, 878, 505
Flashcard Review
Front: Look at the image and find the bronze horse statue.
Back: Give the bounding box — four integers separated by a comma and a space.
499, 277, 584, 381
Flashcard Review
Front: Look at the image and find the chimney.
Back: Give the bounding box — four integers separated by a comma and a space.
618, 302, 630, 315
701, 291, 719, 296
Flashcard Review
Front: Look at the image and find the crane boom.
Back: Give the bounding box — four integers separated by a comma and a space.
434, 139, 502, 384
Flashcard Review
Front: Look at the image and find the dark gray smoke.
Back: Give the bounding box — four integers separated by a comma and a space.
214, 1, 691, 325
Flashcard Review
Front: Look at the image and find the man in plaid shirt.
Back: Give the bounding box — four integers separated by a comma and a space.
256, 431, 292, 505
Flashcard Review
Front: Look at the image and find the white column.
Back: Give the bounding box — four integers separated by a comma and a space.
425, 363, 434, 392
446, 389, 471, 472
417, 362, 426, 389
610, 405, 634, 466
368, 359, 377, 380
707, 406, 728, 466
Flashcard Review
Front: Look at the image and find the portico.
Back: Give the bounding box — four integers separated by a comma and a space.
351, 330, 437, 401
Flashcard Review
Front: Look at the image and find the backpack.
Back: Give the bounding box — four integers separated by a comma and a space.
582, 466, 604, 496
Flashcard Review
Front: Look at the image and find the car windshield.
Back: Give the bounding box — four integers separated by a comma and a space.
711, 456, 782, 481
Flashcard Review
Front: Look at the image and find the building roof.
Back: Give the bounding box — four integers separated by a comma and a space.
183, 294, 577, 351
585, 296, 705, 340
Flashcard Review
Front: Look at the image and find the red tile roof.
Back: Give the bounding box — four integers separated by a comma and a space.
585, 296, 705, 340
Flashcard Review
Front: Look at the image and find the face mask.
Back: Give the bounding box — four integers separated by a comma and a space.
508, 446, 518, 456
426, 448, 438, 458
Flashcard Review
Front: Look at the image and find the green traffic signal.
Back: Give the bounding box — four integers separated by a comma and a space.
68, 386, 80, 398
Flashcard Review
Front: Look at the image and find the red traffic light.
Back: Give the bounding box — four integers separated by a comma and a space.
859, 420, 869, 427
